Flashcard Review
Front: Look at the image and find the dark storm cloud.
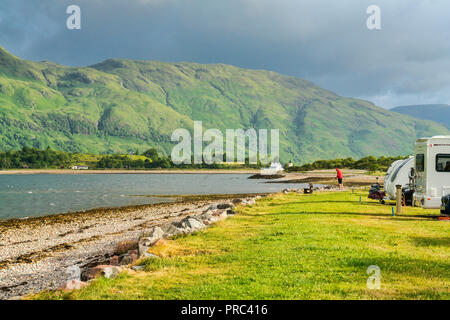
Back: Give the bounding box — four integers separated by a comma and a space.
1, 0, 450, 107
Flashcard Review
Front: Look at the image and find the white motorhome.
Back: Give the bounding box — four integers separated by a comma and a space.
385, 159, 404, 179
383, 156, 414, 200
413, 136, 450, 209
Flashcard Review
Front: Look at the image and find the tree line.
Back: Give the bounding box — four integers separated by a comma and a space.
0, 147, 260, 169
285, 155, 408, 172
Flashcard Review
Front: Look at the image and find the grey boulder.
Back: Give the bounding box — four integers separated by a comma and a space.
182, 217, 206, 230
217, 202, 234, 209
138, 226, 165, 257
161, 222, 185, 236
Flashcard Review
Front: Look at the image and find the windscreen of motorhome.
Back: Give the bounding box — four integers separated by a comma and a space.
436, 154, 450, 172
416, 154, 425, 172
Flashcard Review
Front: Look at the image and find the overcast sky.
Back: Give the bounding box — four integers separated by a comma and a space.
1, 0, 449, 108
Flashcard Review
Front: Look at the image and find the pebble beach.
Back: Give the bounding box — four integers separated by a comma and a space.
0, 194, 263, 299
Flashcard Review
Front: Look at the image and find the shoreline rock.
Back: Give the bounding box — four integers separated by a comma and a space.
248, 173, 286, 179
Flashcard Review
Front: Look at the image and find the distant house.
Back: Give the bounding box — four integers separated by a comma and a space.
71, 165, 89, 170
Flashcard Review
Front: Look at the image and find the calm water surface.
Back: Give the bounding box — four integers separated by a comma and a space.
0, 174, 307, 219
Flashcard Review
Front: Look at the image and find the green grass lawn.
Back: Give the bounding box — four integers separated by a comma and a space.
37, 191, 449, 300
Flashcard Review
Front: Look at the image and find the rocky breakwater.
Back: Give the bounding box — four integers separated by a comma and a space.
2, 195, 264, 298
138, 200, 242, 259
76, 197, 262, 286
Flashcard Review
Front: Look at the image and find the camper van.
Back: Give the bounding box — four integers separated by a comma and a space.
383, 156, 414, 201
413, 136, 450, 209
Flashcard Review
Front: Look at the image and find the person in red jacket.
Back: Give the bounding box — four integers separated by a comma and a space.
336, 168, 343, 190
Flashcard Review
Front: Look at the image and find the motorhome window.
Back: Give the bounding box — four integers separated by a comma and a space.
416, 154, 425, 172
390, 158, 410, 182
436, 154, 450, 172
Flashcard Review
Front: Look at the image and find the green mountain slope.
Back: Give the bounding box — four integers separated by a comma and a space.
391, 104, 450, 129
0, 46, 448, 163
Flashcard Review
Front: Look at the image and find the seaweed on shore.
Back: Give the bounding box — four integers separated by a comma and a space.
0, 193, 270, 232
146, 193, 268, 202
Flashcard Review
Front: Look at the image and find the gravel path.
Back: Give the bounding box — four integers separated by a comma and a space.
0, 196, 251, 299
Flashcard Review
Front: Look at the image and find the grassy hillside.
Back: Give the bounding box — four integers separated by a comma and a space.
0, 46, 448, 163
391, 104, 450, 129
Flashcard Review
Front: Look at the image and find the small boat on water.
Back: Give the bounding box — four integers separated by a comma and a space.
260, 162, 284, 176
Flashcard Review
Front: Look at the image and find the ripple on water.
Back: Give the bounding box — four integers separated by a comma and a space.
0, 173, 309, 219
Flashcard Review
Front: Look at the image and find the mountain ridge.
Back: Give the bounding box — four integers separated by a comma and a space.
391, 104, 450, 129
0, 46, 448, 163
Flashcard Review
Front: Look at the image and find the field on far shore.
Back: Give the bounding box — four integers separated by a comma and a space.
35, 191, 449, 300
